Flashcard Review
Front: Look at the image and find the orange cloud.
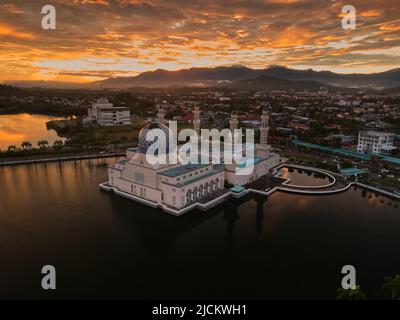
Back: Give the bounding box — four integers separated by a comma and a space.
0, 23, 35, 40
360, 10, 381, 17
0, 0, 399, 82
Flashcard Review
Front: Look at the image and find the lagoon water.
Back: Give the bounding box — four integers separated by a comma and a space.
0, 114, 64, 151
279, 166, 333, 186
0, 158, 399, 299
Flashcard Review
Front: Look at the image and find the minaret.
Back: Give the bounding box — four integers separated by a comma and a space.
258, 106, 270, 156
157, 105, 166, 123
229, 111, 239, 131
193, 104, 201, 136
260, 107, 269, 146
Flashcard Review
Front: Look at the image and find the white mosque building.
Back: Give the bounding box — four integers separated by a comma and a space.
100, 105, 280, 215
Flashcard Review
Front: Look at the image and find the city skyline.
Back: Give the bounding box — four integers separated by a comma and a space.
0, 0, 399, 83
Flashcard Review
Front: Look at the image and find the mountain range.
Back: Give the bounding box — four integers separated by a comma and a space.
94, 66, 400, 91
6, 66, 400, 92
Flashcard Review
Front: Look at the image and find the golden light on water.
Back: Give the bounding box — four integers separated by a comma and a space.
0, 114, 64, 150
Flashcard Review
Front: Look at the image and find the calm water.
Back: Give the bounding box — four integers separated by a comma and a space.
280, 167, 332, 186
0, 158, 399, 299
0, 114, 64, 151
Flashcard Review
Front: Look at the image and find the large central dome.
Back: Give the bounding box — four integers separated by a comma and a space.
138, 121, 171, 154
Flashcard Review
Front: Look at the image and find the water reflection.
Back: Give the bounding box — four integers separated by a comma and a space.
0, 114, 65, 150
0, 158, 399, 299
280, 167, 332, 186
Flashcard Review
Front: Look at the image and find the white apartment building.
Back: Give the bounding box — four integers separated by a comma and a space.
357, 130, 396, 155
87, 98, 131, 126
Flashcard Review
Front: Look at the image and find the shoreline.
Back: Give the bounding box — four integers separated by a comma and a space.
101, 164, 400, 216
0, 152, 125, 166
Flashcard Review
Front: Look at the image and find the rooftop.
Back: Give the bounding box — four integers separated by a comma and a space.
98, 107, 130, 111
159, 163, 209, 177
340, 168, 368, 176
161, 164, 225, 187
359, 130, 394, 137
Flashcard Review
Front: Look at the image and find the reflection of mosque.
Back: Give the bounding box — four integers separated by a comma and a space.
108, 190, 267, 256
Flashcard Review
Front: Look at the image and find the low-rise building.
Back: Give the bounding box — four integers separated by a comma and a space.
87, 98, 131, 127
357, 130, 396, 155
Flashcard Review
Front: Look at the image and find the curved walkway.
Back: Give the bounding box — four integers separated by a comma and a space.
274, 164, 351, 195
100, 162, 400, 216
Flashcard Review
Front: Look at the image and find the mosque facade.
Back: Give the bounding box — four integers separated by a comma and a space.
100, 105, 280, 214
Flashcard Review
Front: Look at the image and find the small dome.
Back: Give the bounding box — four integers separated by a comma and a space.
138, 121, 171, 154
262, 103, 270, 113
97, 97, 109, 104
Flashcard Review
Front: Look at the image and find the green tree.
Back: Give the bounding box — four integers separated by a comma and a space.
336, 286, 367, 300
53, 139, 64, 149
38, 140, 49, 149
21, 141, 32, 150
340, 160, 353, 169
383, 274, 400, 300
7, 145, 17, 151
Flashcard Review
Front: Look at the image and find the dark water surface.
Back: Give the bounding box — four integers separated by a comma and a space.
279, 167, 333, 186
0, 158, 399, 299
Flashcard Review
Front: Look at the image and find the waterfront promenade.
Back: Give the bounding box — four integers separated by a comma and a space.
100, 163, 400, 216
0, 152, 126, 167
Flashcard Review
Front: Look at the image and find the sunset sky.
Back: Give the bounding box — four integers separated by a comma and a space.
0, 0, 399, 83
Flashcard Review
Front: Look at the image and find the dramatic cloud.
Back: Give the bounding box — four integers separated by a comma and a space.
0, 0, 399, 82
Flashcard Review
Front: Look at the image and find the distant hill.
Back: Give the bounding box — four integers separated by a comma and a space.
0, 84, 24, 96
5, 81, 94, 90
95, 66, 400, 90
232, 75, 346, 92
6, 66, 400, 90
95, 65, 264, 89
262, 66, 400, 89
383, 86, 400, 94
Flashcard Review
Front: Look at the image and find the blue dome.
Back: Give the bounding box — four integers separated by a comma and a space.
138, 121, 171, 154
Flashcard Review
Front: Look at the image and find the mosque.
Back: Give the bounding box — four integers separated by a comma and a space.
100, 105, 281, 215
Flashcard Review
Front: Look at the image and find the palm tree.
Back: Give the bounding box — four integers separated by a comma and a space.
53, 139, 64, 149
21, 141, 32, 150
8, 145, 17, 152
336, 286, 367, 300
383, 274, 400, 300
38, 140, 49, 149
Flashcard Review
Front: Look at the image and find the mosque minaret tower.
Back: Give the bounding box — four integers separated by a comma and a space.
193, 104, 201, 136
229, 111, 239, 131
256, 105, 271, 157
